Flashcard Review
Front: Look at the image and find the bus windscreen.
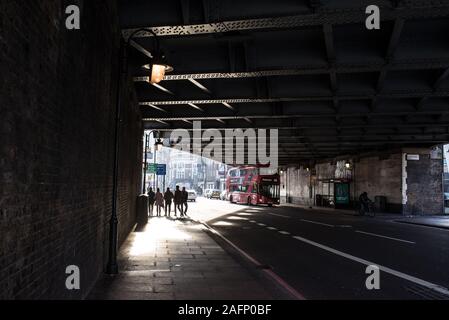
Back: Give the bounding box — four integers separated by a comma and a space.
259, 184, 279, 199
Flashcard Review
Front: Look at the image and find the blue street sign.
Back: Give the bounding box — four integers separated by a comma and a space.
156, 164, 166, 176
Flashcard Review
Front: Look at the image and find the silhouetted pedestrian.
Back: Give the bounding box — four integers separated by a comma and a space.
164, 188, 174, 217
147, 187, 155, 217
155, 188, 164, 217
174, 185, 182, 217
181, 187, 188, 217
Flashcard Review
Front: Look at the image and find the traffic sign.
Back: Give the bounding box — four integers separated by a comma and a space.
147, 163, 157, 173
156, 164, 166, 176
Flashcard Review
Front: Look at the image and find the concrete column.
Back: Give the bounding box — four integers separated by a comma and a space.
402, 146, 444, 215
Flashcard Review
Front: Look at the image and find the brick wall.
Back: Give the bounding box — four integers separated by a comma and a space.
281, 153, 403, 213
284, 167, 313, 206
281, 148, 444, 215
354, 154, 403, 213
0, 0, 142, 299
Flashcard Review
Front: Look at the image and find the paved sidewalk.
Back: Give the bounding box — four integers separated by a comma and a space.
395, 216, 449, 230
282, 203, 449, 228
88, 217, 276, 300
281, 202, 403, 219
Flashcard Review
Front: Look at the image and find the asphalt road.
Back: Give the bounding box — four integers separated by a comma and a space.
189, 197, 449, 300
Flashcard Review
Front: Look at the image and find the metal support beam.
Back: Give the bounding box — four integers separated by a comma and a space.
152, 83, 175, 95
433, 67, 449, 90
188, 78, 212, 94
147, 122, 449, 131
122, 6, 449, 38
386, 19, 404, 59
376, 19, 404, 95
140, 90, 449, 105
222, 102, 235, 110
141, 110, 449, 121
133, 61, 449, 82
188, 103, 204, 111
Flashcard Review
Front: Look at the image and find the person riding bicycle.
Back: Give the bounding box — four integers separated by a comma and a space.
358, 192, 372, 215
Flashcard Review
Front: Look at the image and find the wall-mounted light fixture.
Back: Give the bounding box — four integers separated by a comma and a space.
155, 138, 164, 151
143, 53, 173, 84
345, 161, 352, 169
129, 28, 173, 84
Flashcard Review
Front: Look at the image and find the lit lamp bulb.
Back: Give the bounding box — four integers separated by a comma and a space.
150, 64, 166, 84
143, 51, 173, 84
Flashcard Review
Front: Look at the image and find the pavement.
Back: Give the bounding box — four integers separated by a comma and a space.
282, 202, 403, 219
395, 216, 449, 230
88, 215, 280, 300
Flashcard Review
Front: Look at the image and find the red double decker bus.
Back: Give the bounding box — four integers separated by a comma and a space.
226, 166, 280, 206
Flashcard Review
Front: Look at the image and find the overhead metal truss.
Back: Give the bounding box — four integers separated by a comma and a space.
133, 60, 449, 81
123, 1, 449, 164
123, 5, 449, 38
140, 90, 449, 105
142, 110, 449, 122
147, 123, 449, 131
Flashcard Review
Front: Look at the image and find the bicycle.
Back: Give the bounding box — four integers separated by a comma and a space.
357, 201, 376, 217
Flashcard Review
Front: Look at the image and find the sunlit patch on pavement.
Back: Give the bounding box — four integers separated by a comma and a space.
129, 219, 192, 256
227, 216, 249, 220
212, 221, 234, 227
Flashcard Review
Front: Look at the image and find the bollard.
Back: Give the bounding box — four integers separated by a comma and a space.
136, 194, 149, 226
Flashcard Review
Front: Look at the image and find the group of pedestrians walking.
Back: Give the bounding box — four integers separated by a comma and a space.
147, 186, 189, 218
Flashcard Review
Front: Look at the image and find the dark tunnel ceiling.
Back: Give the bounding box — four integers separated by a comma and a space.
119, 0, 449, 165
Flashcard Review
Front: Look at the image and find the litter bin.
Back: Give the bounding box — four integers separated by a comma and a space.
375, 196, 387, 212
136, 194, 149, 225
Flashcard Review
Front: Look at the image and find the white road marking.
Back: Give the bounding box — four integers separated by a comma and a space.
301, 219, 334, 228
355, 230, 415, 244
292, 235, 449, 297
266, 212, 291, 218
278, 231, 290, 235
249, 220, 256, 223
203, 223, 306, 300
257, 223, 266, 227
267, 227, 277, 230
